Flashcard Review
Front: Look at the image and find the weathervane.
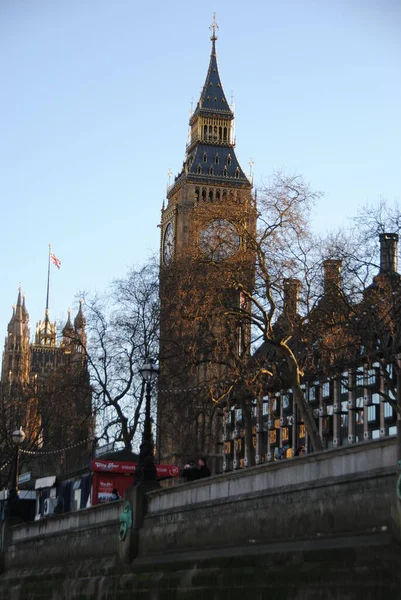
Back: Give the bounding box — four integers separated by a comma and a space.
210, 13, 219, 41
168, 168, 172, 185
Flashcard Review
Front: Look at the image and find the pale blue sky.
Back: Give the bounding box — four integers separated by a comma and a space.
1, 0, 400, 341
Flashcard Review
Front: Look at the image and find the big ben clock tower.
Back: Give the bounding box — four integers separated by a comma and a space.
158, 17, 254, 469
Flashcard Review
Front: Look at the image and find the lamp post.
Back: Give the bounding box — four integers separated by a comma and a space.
8, 426, 25, 517
135, 358, 159, 484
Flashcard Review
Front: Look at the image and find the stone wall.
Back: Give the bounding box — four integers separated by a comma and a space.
1, 438, 400, 599
139, 437, 399, 558
4, 499, 122, 570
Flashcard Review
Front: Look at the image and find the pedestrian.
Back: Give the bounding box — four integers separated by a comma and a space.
197, 456, 211, 478
110, 488, 121, 501
181, 460, 200, 482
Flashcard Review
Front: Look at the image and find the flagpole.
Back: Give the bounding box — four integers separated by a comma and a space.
45, 243, 51, 340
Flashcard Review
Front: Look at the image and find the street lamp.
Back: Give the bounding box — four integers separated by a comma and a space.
134, 359, 159, 484
8, 426, 26, 517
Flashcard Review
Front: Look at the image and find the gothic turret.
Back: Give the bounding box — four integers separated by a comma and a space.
2, 287, 30, 384
62, 309, 75, 344
74, 300, 86, 332
35, 309, 57, 346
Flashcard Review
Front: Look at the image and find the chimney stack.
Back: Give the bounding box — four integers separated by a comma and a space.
283, 278, 300, 318
379, 233, 398, 274
323, 259, 342, 296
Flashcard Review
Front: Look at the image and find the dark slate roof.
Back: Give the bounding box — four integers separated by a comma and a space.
191, 38, 233, 121
173, 144, 249, 186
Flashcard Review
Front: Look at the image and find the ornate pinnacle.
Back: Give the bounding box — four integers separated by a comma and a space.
209, 12, 219, 42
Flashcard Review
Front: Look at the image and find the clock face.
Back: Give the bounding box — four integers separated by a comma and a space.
163, 222, 174, 265
200, 219, 240, 261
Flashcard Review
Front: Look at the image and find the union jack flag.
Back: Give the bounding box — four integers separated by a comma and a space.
50, 252, 61, 269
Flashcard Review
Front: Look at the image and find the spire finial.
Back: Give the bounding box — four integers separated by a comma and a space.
210, 13, 219, 43
249, 158, 254, 181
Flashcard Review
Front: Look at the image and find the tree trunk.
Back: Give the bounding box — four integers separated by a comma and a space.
242, 399, 255, 467
278, 346, 324, 452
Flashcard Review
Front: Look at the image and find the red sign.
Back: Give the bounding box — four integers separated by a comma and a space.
91, 460, 180, 477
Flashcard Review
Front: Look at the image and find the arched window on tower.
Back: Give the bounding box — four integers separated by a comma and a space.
209, 189, 213, 201
235, 168, 240, 179
214, 126, 218, 140
203, 153, 207, 163
222, 190, 227, 200
215, 154, 219, 164
227, 154, 232, 166
216, 189, 221, 201
209, 166, 214, 175
197, 165, 202, 174
204, 124, 208, 140
219, 126, 222, 141
223, 166, 228, 177
202, 187, 207, 200
195, 187, 200, 201
209, 125, 213, 138
223, 127, 227, 141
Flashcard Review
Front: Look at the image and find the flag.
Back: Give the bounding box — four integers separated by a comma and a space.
50, 252, 61, 269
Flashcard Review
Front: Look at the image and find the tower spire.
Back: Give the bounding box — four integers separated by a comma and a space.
209, 12, 219, 53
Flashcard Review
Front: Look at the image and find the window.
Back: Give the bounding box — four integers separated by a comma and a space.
368, 405, 376, 422
223, 167, 228, 177
203, 153, 207, 163
227, 154, 232, 165
308, 386, 316, 402
209, 167, 214, 175
356, 369, 364, 387
197, 165, 202, 174
263, 402, 269, 416
367, 368, 376, 386
235, 408, 243, 421
234, 439, 242, 452
282, 394, 290, 409
356, 396, 364, 408
384, 402, 393, 419
322, 382, 330, 398
215, 154, 219, 164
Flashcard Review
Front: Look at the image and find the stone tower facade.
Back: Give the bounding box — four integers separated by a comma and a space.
158, 23, 255, 469
1, 290, 92, 479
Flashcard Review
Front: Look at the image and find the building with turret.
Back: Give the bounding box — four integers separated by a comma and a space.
0, 289, 93, 486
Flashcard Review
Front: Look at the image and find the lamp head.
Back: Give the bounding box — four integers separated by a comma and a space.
12, 426, 25, 446
140, 358, 159, 383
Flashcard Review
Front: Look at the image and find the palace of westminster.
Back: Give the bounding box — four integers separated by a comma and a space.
1, 20, 399, 481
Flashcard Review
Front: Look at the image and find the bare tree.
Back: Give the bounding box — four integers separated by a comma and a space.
76, 262, 160, 452
161, 173, 326, 456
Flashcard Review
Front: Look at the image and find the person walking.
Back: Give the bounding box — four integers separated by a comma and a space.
197, 457, 211, 478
